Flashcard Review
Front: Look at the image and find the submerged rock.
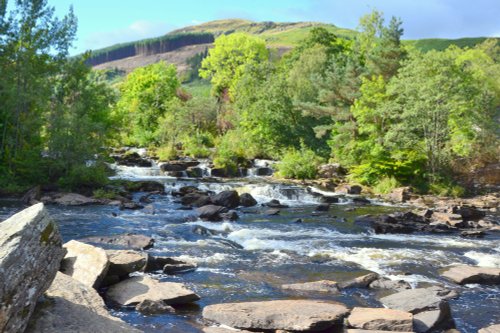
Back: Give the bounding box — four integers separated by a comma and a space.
202, 300, 349, 332
80, 233, 155, 250
60, 240, 110, 289
281, 280, 340, 293
0, 203, 65, 333
369, 278, 411, 291
441, 265, 500, 285
265, 199, 289, 208
26, 273, 140, 333
106, 276, 200, 306
347, 307, 413, 332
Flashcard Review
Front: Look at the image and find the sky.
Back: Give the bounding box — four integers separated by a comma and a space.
46, 0, 500, 55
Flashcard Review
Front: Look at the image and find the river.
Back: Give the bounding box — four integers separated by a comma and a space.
1, 165, 499, 333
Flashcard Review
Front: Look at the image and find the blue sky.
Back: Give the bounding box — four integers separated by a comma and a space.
47, 0, 500, 55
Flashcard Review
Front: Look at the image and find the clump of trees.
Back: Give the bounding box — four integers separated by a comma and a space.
1, 1, 498, 197
0, 0, 116, 193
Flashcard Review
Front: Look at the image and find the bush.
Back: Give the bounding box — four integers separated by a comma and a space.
277, 146, 324, 180
156, 145, 178, 161
429, 180, 466, 198
58, 163, 111, 192
373, 177, 401, 194
213, 130, 255, 170
182, 131, 214, 158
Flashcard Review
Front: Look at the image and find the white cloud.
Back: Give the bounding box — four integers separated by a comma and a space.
83, 20, 177, 51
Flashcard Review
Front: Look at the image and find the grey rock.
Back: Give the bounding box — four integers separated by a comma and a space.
26, 272, 140, 333
0, 203, 65, 333
106, 276, 200, 306
240, 193, 258, 207
211, 190, 240, 209
80, 233, 154, 250
441, 265, 500, 285
479, 324, 500, 333
380, 287, 456, 314
347, 307, 413, 332
281, 280, 340, 293
197, 205, 228, 221
202, 300, 349, 331
60, 240, 110, 288
135, 300, 175, 315
106, 250, 148, 278
369, 278, 411, 291
339, 273, 380, 289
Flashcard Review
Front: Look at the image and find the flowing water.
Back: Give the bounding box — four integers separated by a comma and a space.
1, 166, 499, 333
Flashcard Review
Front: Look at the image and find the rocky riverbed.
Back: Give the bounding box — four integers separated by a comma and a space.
1, 155, 499, 333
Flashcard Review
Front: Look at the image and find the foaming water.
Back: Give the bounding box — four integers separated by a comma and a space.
3, 167, 499, 333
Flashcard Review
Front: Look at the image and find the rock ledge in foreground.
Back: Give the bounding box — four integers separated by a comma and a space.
0, 203, 65, 333
441, 265, 500, 285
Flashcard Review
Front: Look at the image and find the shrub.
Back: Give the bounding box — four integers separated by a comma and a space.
373, 177, 401, 194
58, 163, 111, 192
429, 180, 466, 198
156, 145, 178, 161
277, 146, 324, 180
182, 131, 214, 158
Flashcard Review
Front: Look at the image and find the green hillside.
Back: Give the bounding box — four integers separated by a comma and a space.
87, 19, 499, 66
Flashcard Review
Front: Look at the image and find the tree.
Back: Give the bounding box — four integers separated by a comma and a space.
0, 0, 77, 186
45, 57, 116, 179
199, 33, 268, 99
116, 61, 179, 146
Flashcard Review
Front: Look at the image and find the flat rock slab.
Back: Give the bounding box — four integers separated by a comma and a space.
60, 240, 109, 288
80, 233, 154, 250
441, 265, 500, 285
414, 309, 453, 333
50, 193, 100, 206
281, 280, 339, 293
479, 324, 500, 333
202, 300, 350, 331
106, 276, 200, 306
347, 307, 413, 332
0, 203, 65, 333
26, 272, 140, 333
339, 273, 380, 289
380, 287, 455, 314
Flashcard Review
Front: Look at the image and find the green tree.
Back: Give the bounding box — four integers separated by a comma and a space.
116, 61, 179, 146
0, 0, 77, 186
199, 33, 268, 99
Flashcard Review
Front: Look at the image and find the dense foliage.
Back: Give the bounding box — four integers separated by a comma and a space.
0, 0, 115, 193
1, 2, 498, 197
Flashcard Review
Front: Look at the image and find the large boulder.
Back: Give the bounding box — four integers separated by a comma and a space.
106, 250, 148, 278
144, 256, 197, 274
347, 307, 413, 332
211, 190, 240, 209
80, 233, 154, 250
60, 240, 110, 288
202, 300, 350, 332
0, 203, 65, 333
281, 280, 340, 293
440, 265, 500, 285
106, 276, 200, 306
26, 273, 140, 333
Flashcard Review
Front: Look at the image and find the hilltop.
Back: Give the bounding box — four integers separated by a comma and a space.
88, 19, 498, 74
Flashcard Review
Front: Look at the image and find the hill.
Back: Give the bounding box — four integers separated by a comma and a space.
87, 19, 498, 75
